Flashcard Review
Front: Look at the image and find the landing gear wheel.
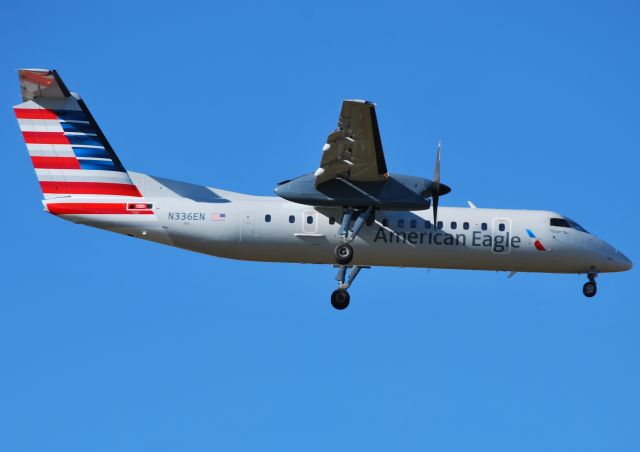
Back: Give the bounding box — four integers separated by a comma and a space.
334, 243, 354, 265
583, 281, 597, 298
330, 289, 350, 310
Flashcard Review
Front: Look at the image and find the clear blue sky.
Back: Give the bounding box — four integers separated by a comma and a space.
1, 1, 639, 451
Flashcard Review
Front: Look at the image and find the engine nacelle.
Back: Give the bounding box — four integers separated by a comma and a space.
274, 173, 450, 211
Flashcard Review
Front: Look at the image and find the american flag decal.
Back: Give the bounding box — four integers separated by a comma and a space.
210, 213, 226, 221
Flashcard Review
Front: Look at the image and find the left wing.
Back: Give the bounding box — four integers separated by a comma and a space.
314, 100, 389, 186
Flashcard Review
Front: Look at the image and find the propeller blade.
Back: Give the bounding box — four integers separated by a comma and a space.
433, 142, 441, 186
432, 142, 441, 226
432, 192, 439, 226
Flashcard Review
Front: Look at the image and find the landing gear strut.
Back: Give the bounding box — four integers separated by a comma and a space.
330, 265, 369, 310
583, 272, 597, 298
334, 206, 374, 264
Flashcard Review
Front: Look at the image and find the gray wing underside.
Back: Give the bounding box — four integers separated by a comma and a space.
315, 100, 389, 186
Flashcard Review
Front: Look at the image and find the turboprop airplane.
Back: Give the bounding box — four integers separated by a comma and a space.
14, 69, 632, 309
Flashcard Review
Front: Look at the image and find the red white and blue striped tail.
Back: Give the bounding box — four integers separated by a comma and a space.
13, 69, 143, 200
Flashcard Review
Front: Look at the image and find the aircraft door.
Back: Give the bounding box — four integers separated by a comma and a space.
492, 217, 512, 254
302, 210, 318, 233
240, 211, 255, 242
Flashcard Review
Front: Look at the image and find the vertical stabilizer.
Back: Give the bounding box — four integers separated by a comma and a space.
14, 69, 142, 199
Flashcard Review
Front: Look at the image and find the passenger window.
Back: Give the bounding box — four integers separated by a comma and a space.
499, 223, 505, 232
329, 216, 335, 225
451, 221, 457, 230
437, 221, 443, 229
424, 220, 432, 229
306, 215, 313, 224
265, 214, 271, 222
550, 218, 571, 228
463, 222, 469, 230
398, 219, 405, 228
481, 222, 487, 231
410, 219, 417, 228
289, 215, 295, 224
382, 218, 389, 227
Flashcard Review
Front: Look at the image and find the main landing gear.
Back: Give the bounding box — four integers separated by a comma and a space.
334, 243, 354, 266
331, 265, 369, 310
330, 207, 374, 309
333, 206, 374, 265
582, 272, 597, 298
330, 289, 350, 310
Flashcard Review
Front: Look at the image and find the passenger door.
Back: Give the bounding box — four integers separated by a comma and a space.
239, 211, 255, 242
302, 210, 318, 233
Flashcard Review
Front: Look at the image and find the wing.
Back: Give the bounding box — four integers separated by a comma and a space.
314, 100, 389, 186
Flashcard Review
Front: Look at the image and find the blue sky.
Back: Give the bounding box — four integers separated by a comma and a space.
1, 1, 639, 451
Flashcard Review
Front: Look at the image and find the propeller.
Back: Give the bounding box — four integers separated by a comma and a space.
431, 142, 451, 226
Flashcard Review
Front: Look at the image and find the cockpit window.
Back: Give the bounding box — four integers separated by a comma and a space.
567, 218, 588, 233
550, 218, 571, 228
550, 217, 588, 233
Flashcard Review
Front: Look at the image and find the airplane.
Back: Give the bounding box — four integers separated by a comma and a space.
13, 69, 633, 310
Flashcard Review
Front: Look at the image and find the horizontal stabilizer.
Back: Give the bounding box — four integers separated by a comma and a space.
18, 69, 71, 101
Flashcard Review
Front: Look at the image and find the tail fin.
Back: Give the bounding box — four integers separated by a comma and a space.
13, 69, 142, 199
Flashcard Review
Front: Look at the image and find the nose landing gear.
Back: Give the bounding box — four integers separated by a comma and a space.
582, 273, 597, 298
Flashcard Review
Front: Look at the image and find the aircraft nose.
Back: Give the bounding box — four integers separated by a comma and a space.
616, 251, 633, 271
602, 248, 633, 272
592, 236, 633, 272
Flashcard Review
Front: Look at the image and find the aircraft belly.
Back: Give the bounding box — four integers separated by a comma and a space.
179, 229, 575, 273
54, 212, 173, 245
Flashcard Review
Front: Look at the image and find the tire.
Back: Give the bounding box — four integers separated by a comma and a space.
583, 281, 597, 298
334, 243, 354, 265
331, 289, 350, 310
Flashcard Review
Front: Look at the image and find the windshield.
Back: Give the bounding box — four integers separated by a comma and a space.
550, 217, 589, 233
567, 218, 588, 233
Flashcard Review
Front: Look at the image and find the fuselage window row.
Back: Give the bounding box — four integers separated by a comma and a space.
378, 218, 492, 232
275, 214, 495, 233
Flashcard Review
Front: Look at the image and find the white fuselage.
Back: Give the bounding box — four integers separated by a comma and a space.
47, 172, 631, 275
